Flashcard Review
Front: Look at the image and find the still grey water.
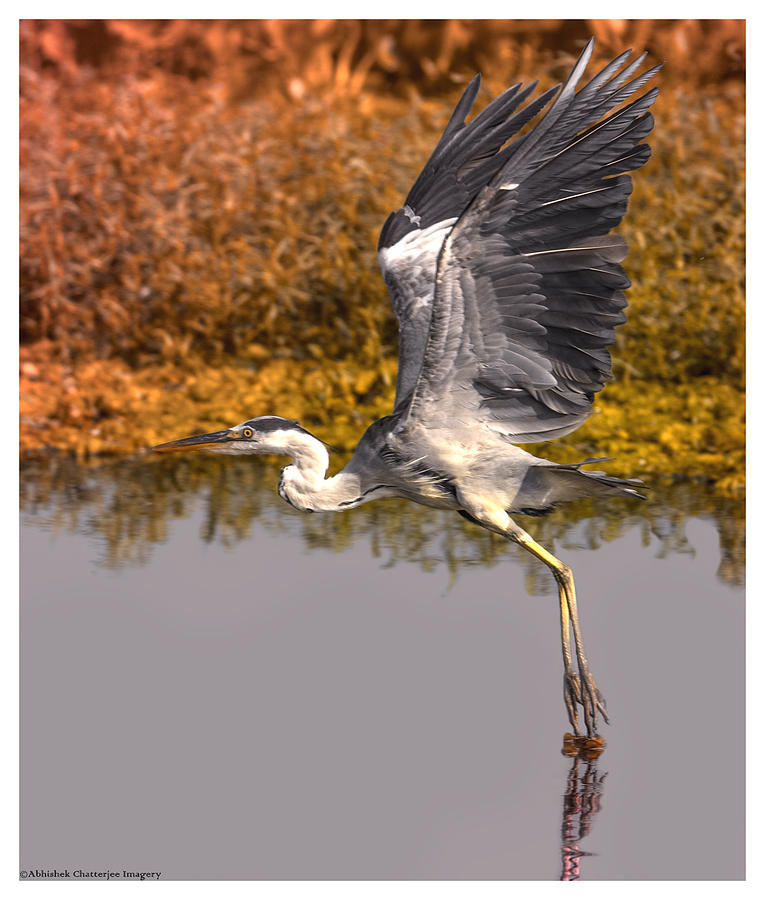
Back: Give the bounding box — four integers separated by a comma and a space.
20, 455, 744, 880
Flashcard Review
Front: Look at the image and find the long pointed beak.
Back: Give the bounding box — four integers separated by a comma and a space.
152, 429, 235, 452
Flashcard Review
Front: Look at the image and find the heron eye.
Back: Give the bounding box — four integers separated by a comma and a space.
242, 427, 254, 439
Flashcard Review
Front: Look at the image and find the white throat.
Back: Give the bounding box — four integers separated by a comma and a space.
271, 430, 362, 513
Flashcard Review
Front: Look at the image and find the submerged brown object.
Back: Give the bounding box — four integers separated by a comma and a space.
562, 732, 606, 760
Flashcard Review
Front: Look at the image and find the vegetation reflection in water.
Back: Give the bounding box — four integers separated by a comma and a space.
21, 455, 744, 589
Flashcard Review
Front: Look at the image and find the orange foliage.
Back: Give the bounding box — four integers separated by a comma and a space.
19, 20, 745, 489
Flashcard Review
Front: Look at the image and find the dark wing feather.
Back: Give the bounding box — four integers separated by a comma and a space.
378, 71, 561, 409
378, 75, 559, 250
398, 40, 660, 442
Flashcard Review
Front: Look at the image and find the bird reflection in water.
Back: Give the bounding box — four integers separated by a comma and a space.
559, 735, 607, 881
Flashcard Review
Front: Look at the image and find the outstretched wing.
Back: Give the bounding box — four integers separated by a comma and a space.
378, 69, 560, 410
389, 40, 661, 443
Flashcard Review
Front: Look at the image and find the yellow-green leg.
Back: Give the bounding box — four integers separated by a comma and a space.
456, 502, 608, 737
511, 526, 608, 737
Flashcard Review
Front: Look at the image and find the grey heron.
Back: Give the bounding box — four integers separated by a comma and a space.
154, 39, 660, 741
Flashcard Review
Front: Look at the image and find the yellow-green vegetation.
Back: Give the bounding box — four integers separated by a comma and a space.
20, 21, 744, 493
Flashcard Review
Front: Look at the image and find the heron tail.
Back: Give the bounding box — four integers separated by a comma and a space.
509, 458, 646, 516
546, 458, 647, 502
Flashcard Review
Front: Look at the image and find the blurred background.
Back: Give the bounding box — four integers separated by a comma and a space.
20, 19, 744, 491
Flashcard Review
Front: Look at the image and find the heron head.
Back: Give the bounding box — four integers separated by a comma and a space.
152, 415, 314, 456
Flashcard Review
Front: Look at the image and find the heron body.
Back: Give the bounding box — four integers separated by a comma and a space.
154, 39, 660, 740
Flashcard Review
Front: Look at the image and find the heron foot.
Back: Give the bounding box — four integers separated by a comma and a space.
564, 669, 609, 737
581, 669, 609, 736
564, 672, 583, 734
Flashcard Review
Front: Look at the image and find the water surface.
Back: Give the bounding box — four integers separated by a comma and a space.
20, 455, 745, 880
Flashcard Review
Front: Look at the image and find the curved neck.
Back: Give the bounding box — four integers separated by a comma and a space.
274, 431, 361, 513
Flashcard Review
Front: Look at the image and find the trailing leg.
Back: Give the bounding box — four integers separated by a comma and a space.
509, 524, 608, 736
457, 501, 607, 736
